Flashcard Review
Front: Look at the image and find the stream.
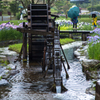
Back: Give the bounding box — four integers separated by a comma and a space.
0, 41, 95, 100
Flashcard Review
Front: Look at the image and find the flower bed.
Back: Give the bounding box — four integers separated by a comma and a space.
55, 19, 100, 30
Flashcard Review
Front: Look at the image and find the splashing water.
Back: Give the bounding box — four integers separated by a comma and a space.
56, 86, 61, 93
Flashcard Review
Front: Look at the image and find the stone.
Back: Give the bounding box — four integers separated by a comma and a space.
81, 59, 100, 70
85, 87, 95, 95
7, 64, 16, 70
0, 55, 8, 62
0, 79, 9, 86
74, 50, 81, 57
1, 70, 10, 79
9, 70, 19, 75
82, 41, 88, 46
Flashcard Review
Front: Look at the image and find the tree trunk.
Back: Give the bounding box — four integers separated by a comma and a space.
43, 0, 45, 4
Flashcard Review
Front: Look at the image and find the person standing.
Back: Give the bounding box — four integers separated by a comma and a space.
71, 16, 78, 30
92, 14, 97, 29
20, 8, 23, 20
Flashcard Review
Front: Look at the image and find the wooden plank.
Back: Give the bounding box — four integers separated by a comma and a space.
31, 9, 47, 11
60, 30, 91, 33
23, 33, 27, 60
17, 28, 54, 36
32, 23, 48, 26
31, 15, 48, 17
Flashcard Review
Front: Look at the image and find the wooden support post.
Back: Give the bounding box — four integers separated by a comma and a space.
2, 16, 3, 21
82, 33, 86, 41
60, 43, 70, 69
69, 33, 73, 39
62, 62, 69, 79
23, 33, 27, 61
10, 15, 11, 20
95, 80, 100, 100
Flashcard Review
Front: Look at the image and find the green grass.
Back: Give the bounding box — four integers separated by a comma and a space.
0, 20, 27, 25
60, 38, 75, 45
9, 43, 23, 53
9, 43, 29, 53
78, 18, 92, 23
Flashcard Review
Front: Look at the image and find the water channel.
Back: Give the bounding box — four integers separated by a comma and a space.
0, 41, 95, 100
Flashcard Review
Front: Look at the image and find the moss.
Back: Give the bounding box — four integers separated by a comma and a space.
0, 76, 2, 80
6, 66, 12, 70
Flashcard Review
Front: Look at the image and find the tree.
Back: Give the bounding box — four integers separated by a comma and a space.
0, 0, 8, 12
0, 0, 3, 10
9, 1, 19, 16
18, 0, 57, 9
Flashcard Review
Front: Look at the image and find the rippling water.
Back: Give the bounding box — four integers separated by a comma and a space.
0, 41, 95, 100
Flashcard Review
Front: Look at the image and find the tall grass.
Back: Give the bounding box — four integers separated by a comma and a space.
0, 28, 22, 41
88, 42, 100, 60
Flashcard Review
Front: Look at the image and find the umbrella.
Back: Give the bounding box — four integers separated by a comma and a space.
67, 6, 80, 19
89, 11, 100, 15
18, 6, 23, 8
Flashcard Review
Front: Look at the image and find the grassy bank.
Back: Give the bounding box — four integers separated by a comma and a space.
9, 38, 74, 53
9, 43, 23, 53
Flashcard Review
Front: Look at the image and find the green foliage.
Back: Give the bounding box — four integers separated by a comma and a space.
55, 0, 64, 13
87, 5, 100, 11
88, 42, 100, 60
80, 15, 90, 18
16, 12, 21, 20
0, 0, 3, 10
9, 1, 19, 16
50, 7, 58, 14
0, 28, 22, 41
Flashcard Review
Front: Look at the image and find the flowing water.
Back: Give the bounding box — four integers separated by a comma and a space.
56, 86, 61, 93
0, 41, 95, 100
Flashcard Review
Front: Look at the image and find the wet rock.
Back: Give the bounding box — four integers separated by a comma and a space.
9, 70, 19, 75
0, 79, 9, 86
1, 70, 10, 79
85, 87, 95, 95
8, 40, 18, 44
81, 59, 100, 72
86, 70, 100, 80
0, 55, 8, 62
82, 41, 88, 46
0, 66, 6, 73
74, 50, 81, 57
7, 64, 16, 70
1, 47, 17, 55
74, 44, 100, 80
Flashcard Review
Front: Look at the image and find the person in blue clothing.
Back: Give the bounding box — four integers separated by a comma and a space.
71, 16, 78, 30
